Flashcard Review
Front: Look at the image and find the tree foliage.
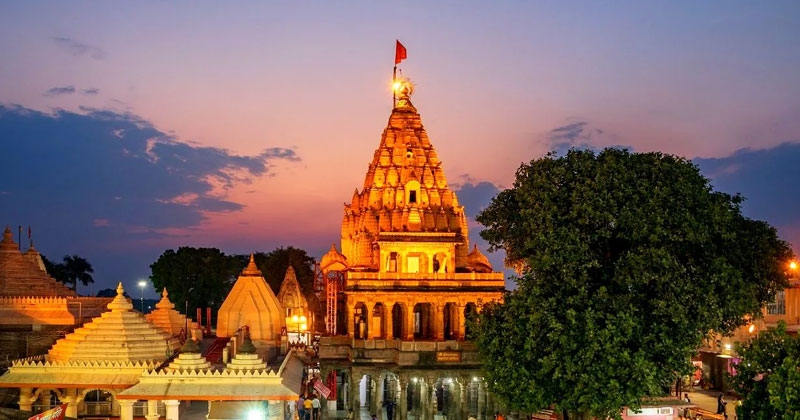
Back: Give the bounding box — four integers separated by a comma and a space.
43, 254, 95, 293
149, 247, 241, 318
730, 321, 800, 419
475, 148, 793, 419
149, 246, 321, 328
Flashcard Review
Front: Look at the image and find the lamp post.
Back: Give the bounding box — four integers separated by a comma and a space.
138, 280, 147, 313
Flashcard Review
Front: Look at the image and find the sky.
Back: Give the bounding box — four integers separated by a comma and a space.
1, 1, 799, 297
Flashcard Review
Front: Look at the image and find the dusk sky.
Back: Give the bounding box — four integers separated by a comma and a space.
1, 2, 799, 297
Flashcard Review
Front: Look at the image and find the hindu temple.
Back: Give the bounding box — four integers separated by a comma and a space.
317, 77, 506, 420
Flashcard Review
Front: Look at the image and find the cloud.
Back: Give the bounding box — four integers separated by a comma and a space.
546, 120, 611, 155
695, 143, 800, 240
52, 37, 107, 60
0, 104, 301, 247
81, 88, 100, 96
44, 86, 76, 97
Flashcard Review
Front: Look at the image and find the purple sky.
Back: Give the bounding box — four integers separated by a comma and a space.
1, 2, 799, 296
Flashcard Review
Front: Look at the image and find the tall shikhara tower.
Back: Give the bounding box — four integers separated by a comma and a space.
322, 77, 504, 341
341, 80, 479, 273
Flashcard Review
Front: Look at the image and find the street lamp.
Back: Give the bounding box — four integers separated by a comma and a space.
138, 280, 146, 313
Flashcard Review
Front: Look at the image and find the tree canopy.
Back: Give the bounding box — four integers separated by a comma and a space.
475, 148, 793, 419
730, 321, 800, 419
149, 246, 320, 326
149, 247, 241, 318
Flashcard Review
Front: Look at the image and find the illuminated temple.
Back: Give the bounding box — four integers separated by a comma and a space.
0, 73, 508, 420
317, 78, 506, 420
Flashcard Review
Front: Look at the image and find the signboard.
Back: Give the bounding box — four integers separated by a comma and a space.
435, 351, 461, 362
29, 404, 67, 420
313, 379, 332, 399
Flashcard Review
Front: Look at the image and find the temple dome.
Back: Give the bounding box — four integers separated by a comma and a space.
46, 282, 181, 363
277, 266, 309, 317
466, 245, 493, 273
216, 255, 285, 344
319, 244, 348, 272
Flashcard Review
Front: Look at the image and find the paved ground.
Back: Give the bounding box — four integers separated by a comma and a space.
683, 390, 739, 419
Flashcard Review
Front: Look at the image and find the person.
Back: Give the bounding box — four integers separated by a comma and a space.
386, 400, 396, 420
370, 414, 377, 420
346, 409, 354, 420
298, 396, 306, 420
288, 398, 297, 420
311, 395, 321, 420
683, 393, 691, 403
717, 393, 727, 417
495, 412, 505, 420
304, 395, 314, 420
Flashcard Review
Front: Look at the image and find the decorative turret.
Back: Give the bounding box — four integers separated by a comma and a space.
216, 255, 284, 345
145, 287, 200, 337
340, 79, 472, 272
467, 244, 493, 273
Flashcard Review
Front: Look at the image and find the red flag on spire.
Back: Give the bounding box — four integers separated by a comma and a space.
395, 40, 407, 65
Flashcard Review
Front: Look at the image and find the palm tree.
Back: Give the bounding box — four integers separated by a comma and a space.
61, 255, 95, 293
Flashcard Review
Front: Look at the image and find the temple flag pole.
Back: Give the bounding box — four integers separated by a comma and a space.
393, 65, 397, 108
393, 40, 407, 108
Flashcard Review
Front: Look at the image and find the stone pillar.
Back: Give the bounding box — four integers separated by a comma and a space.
352, 369, 361, 420
60, 388, 80, 419
146, 399, 160, 420
347, 303, 356, 338
118, 400, 135, 420
163, 400, 180, 420
434, 305, 445, 341
18, 387, 34, 412
477, 381, 486, 420
38, 391, 51, 411
405, 307, 415, 341
427, 376, 437, 420
398, 375, 408, 420
385, 302, 395, 339
458, 377, 467, 420
268, 400, 283, 420
457, 305, 466, 340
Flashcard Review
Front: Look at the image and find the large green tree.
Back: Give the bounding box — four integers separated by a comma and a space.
475, 148, 793, 419
730, 321, 800, 419
149, 247, 241, 319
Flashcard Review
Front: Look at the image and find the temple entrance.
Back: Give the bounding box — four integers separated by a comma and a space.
392, 303, 405, 339
434, 378, 457, 419
413, 303, 433, 339
443, 303, 458, 340
358, 374, 375, 416
82, 389, 114, 416
354, 303, 369, 339
372, 303, 386, 338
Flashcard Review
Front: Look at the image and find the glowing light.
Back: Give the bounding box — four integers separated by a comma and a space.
748, 324, 755, 334
790, 261, 798, 271
247, 409, 263, 420
724, 343, 732, 350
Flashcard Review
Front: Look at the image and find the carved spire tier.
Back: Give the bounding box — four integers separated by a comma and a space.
0, 226, 77, 297
341, 80, 471, 271
145, 287, 199, 336
47, 282, 181, 363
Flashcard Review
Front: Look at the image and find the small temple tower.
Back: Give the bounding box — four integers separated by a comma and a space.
216, 255, 285, 351
277, 266, 311, 341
